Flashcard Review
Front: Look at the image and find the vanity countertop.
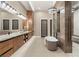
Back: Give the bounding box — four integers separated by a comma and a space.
0, 31, 31, 42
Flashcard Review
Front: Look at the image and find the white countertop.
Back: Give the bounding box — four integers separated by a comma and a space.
0, 31, 31, 42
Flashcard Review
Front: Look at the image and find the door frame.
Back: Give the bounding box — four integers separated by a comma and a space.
41, 19, 48, 37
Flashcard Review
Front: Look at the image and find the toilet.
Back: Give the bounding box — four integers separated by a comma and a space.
44, 36, 58, 51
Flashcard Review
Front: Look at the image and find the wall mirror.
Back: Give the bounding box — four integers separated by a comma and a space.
0, 8, 23, 35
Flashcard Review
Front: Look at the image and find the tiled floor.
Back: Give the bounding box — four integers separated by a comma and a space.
12, 36, 79, 57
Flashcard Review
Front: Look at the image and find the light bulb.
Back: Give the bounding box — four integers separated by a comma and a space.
5, 4, 10, 11
13, 9, 17, 14
1, 2, 6, 8
9, 7, 13, 13
17, 14, 26, 20
21, 15, 26, 20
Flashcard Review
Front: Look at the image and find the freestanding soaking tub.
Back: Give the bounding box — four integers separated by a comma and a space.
45, 36, 58, 51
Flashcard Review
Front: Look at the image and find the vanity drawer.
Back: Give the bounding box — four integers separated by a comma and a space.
0, 40, 9, 49
13, 36, 24, 52
0, 35, 25, 56
2, 48, 13, 57
0, 39, 13, 56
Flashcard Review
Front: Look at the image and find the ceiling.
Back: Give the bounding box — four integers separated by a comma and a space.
20, 1, 32, 11
72, 1, 79, 8
20, 1, 55, 11
20, 1, 79, 12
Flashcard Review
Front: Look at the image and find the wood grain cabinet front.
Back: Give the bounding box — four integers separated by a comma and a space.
13, 35, 24, 52
0, 35, 24, 57
0, 39, 14, 57
0, 40, 10, 56
2, 49, 14, 57
18, 36, 24, 47
13, 37, 18, 52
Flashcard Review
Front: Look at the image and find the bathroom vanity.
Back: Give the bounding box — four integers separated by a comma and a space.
0, 31, 32, 57
0, 1, 34, 57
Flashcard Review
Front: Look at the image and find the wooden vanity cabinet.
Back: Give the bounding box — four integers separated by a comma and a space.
0, 35, 24, 57
2, 49, 14, 57
0, 39, 14, 57
13, 35, 24, 52
0, 40, 10, 56
18, 35, 24, 48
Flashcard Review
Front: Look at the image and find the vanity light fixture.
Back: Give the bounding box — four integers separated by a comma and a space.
0, 1, 26, 20
12, 8, 18, 14
17, 13, 26, 20
20, 15, 26, 20
5, 4, 10, 11
8, 6, 13, 13
1, 1, 6, 9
